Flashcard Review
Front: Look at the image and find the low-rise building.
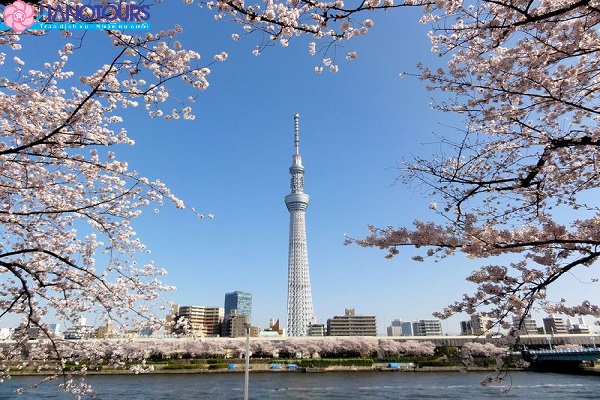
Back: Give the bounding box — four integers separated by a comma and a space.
326, 308, 377, 336
470, 314, 492, 335
513, 315, 539, 335
460, 320, 473, 335
387, 319, 403, 336
413, 319, 443, 336
64, 325, 95, 340
94, 322, 117, 338
260, 318, 284, 337
308, 324, 325, 336
568, 317, 591, 334
543, 315, 568, 335
0, 328, 12, 340
222, 311, 250, 338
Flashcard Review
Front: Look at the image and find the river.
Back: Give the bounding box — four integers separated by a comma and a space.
1, 371, 599, 399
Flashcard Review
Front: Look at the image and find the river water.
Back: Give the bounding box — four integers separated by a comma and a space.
1, 371, 599, 399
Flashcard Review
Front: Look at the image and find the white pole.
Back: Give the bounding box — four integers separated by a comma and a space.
244, 324, 250, 400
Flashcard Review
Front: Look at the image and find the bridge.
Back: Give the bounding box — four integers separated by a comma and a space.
382, 333, 599, 348
522, 348, 600, 362
521, 348, 600, 373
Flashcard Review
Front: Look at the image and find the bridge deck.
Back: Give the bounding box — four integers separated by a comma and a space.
523, 348, 600, 362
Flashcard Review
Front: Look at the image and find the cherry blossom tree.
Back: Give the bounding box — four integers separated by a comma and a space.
397, 340, 435, 356
250, 339, 277, 358
0, 0, 222, 392
91, 337, 442, 360
340, 1, 600, 329
378, 338, 403, 357
462, 342, 506, 358
221, 339, 247, 358
199, 0, 429, 72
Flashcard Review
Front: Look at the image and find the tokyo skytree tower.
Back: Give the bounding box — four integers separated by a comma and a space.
285, 113, 316, 337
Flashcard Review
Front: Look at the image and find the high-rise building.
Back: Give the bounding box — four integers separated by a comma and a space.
285, 113, 316, 336
224, 291, 252, 323
173, 305, 224, 337
204, 307, 225, 336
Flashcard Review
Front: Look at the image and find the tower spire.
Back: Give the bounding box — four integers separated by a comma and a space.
285, 113, 315, 336
294, 113, 300, 156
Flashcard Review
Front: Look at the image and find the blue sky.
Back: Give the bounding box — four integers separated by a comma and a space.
5, 2, 599, 335
129, 4, 477, 335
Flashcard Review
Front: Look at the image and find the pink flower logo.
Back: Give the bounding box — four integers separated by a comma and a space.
4, 0, 35, 33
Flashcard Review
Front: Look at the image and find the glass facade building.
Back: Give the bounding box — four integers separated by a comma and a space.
224, 291, 252, 323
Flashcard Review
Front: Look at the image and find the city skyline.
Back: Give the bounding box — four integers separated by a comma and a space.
5, 297, 595, 339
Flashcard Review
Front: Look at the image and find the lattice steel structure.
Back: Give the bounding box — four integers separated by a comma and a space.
285, 113, 316, 337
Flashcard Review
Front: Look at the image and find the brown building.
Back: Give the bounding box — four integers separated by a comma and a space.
326, 308, 377, 336
222, 311, 250, 338
171, 305, 224, 337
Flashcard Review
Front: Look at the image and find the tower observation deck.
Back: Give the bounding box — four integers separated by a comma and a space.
285, 113, 316, 336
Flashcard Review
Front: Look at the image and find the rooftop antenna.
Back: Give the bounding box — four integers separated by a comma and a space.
294, 113, 300, 155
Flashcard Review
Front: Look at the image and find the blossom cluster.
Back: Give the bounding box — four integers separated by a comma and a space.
193, 0, 424, 71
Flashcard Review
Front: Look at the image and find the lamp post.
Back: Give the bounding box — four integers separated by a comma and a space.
244, 323, 250, 400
